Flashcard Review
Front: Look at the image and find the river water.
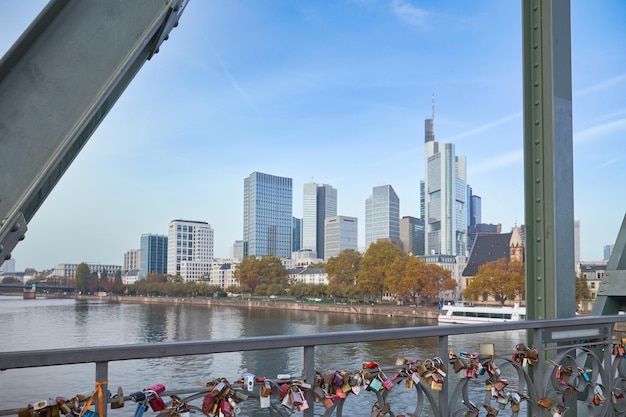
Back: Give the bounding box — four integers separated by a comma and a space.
0, 296, 525, 416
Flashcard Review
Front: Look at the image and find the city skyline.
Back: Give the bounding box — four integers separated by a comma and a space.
3, 1, 625, 270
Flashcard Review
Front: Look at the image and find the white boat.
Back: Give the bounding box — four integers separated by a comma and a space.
438, 303, 526, 324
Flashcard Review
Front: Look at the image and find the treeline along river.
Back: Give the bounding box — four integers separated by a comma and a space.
0, 296, 525, 415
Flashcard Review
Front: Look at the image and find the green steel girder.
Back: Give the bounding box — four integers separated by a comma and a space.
523, 0, 576, 320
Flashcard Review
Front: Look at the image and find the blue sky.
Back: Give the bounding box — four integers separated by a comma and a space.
2, 1, 625, 271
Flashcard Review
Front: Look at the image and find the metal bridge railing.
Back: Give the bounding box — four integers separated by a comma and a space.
3, 315, 626, 417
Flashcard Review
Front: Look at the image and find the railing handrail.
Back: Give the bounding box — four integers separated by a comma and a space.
2, 314, 625, 370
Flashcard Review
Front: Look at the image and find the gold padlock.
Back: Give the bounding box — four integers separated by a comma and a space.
110, 386, 124, 409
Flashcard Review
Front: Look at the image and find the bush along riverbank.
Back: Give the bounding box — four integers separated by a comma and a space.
76, 294, 441, 320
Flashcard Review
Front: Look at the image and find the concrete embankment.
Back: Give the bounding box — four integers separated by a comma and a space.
78, 295, 441, 320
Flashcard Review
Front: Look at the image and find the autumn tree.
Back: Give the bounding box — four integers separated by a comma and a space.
325, 249, 362, 298
234, 256, 287, 295
463, 258, 525, 305
575, 275, 591, 308
357, 242, 406, 300
394, 257, 456, 303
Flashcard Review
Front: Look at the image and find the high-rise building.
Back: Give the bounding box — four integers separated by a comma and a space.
400, 216, 425, 256
424, 105, 467, 256
167, 220, 214, 281
292, 217, 302, 253
243, 172, 293, 258
139, 234, 168, 279
302, 182, 337, 260
324, 215, 358, 260
124, 249, 140, 271
604, 244, 614, 261
231, 240, 244, 260
365, 185, 400, 248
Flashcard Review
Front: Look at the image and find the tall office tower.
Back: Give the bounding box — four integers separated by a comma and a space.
124, 249, 140, 271
604, 244, 614, 261
574, 220, 581, 264
167, 220, 214, 281
468, 187, 481, 226
243, 172, 293, 258
364, 185, 400, 248
302, 182, 337, 260
139, 234, 168, 279
324, 215, 358, 260
292, 217, 302, 252
424, 106, 467, 256
466, 187, 482, 253
400, 216, 425, 256
419, 180, 425, 220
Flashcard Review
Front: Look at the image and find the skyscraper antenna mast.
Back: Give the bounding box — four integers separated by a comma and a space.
432, 93, 435, 120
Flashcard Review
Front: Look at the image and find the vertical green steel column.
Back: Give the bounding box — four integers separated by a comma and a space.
523, 0, 575, 320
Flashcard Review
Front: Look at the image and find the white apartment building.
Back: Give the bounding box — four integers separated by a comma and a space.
52, 263, 122, 280
124, 249, 140, 271
208, 260, 238, 289
287, 267, 329, 285
324, 215, 358, 260
167, 220, 214, 282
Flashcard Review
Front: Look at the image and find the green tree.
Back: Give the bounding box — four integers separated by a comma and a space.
24, 268, 37, 273
75, 263, 91, 293
325, 249, 362, 298
357, 242, 406, 300
463, 258, 525, 305
575, 275, 591, 308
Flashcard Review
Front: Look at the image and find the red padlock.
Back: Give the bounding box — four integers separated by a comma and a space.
146, 384, 166, 412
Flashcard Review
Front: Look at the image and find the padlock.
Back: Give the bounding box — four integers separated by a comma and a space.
234, 390, 248, 402
129, 391, 146, 403
33, 399, 56, 411
259, 394, 271, 409
511, 402, 521, 412
368, 378, 383, 392
334, 387, 347, 399
378, 368, 394, 391
296, 397, 309, 411
281, 391, 294, 409
261, 381, 272, 397
322, 396, 334, 409
56, 398, 71, 416
147, 395, 166, 412
405, 373, 414, 389
201, 396, 214, 416
242, 373, 255, 392
81, 411, 99, 417
110, 387, 124, 409
431, 379, 443, 391
220, 398, 234, 416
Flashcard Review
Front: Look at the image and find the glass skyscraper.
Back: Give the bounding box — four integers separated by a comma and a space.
302, 182, 337, 259
364, 184, 400, 248
243, 172, 293, 258
424, 113, 467, 256
139, 234, 167, 279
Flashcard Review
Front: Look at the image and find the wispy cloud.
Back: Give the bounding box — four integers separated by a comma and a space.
575, 118, 626, 144
208, 44, 258, 112
469, 149, 523, 175
575, 73, 626, 97
600, 156, 624, 168
391, 0, 429, 27
447, 112, 521, 142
